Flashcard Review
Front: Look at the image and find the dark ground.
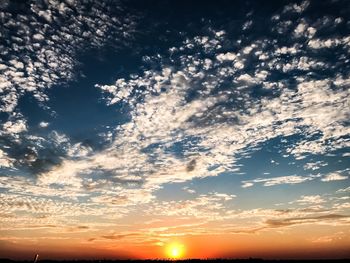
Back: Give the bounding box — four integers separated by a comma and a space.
1, 259, 349, 263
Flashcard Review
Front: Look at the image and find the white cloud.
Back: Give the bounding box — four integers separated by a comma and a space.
39, 121, 49, 128
152, 192, 236, 219
308, 38, 342, 49
241, 182, 254, 188
91, 29, 350, 207
2, 119, 27, 134
66, 143, 92, 158
303, 161, 328, 170
296, 195, 325, 204
32, 33, 45, 41
242, 20, 253, 30
216, 52, 236, 61
0, 0, 137, 131
275, 45, 298, 55
242, 175, 318, 188
294, 22, 307, 37
9, 59, 24, 69
0, 149, 14, 168
306, 27, 316, 38
236, 73, 256, 83
321, 173, 349, 182
1, 4, 349, 240
234, 61, 244, 69
337, 187, 350, 193
183, 186, 196, 194
242, 46, 253, 54
283, 0, 309, 14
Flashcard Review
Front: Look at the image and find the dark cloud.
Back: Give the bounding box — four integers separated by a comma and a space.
227, 213, 349, 234
0, 133, 65, 175
81, 168, 144, 191
101, 233, 138, 240
265, 214, 348, 227
186, 159, 197, 172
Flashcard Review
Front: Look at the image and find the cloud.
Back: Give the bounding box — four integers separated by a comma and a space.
303, 161, 328, 171
95, 29, 348, 200
0, 193, 94, 222
123, 206, 350, 239
337, 187, 350, 193
282, 0, 309, 14
0, 3, 139, 217
311, 231, 346, 243
0, 149, 14, 168
216, 52, 237, 62
321, 173, 349, 182
294, 21, 307, 37
31, 10, 349, 211
2, 120, 27, 134
152, 192, 236, 219
241, 175, 318, 188
295, 195, 325, 204
334, 202, 350, 210
186, 159, 197, 172
183, 186, 196, 194
242, 20, 253, 31
308, 38, 342, 49
241, 182, 254, 188
101, 233, 139, 240
0, 0, 137, 128
38, 122, 49, 128
265, 214, 348, 228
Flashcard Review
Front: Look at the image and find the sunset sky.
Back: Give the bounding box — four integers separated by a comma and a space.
0, 0, 350, 260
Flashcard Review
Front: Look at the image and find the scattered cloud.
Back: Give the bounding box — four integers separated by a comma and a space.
303, 161, 328, 171
295, 195, 325, 204
241, 175, 319, 188
265, 214, 348, 228
337, 187, 350, 193
311, 231, 346, 243
321, 173, 349, 182
38, 122, 49, 128
0, 0, 137, 129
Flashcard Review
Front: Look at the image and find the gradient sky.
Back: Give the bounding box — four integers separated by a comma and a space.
0, 0, 350, 260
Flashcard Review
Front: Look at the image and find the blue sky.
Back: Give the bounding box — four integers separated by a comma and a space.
0, 0, 350, 259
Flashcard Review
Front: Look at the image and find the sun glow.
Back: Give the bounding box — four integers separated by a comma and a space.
166, 242, 185, 259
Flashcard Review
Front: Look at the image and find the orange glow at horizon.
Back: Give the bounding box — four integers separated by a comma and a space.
165, 242, 186, 259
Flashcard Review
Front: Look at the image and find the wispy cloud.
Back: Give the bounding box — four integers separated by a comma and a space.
321, 172, 349, 182
265, 214, 348, 228
241, 175, 319, 188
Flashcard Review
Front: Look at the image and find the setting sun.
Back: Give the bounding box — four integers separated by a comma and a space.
166, 243, 185, 259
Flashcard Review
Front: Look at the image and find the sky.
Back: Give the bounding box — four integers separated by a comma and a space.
0, 0, 350, 260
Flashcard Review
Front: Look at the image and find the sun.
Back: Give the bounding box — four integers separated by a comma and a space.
166, 242, 185, 259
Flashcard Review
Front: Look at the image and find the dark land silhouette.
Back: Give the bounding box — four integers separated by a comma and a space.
1, 259, 349, 263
